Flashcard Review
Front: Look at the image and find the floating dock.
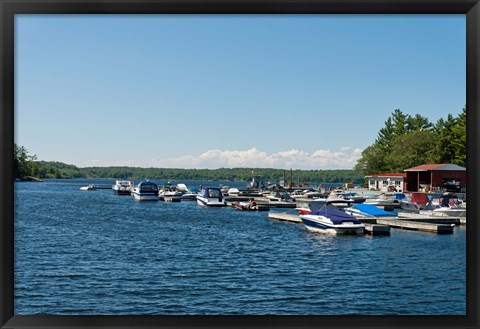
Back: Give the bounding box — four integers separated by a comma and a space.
362, 223, 391, 236
396, 212, 460, 225
375, 218, 454, 234
268, 212, 302, 223
95, 185, 113, 190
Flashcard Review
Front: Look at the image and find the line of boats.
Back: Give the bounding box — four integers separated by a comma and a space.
79, 180, 466, 236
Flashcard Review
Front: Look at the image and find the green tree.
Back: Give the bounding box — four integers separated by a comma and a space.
451, 107, 466, 166
14, 144, 39, 179
384, 130, 437, 172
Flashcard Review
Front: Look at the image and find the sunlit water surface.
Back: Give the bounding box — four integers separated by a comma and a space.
14, 179, 466, 315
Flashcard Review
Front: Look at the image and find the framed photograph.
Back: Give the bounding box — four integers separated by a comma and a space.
1, 1, 479, 329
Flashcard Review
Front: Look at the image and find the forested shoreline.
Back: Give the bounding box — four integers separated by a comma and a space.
22, 161, 365, 184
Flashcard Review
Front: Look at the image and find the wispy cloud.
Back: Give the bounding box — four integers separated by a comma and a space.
143, 147, 363, 170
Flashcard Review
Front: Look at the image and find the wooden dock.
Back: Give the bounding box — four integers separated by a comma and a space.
375, 218, 454, 234
363, 223, 390, 236
396, 212, 460, 225
95, 185, 113, 190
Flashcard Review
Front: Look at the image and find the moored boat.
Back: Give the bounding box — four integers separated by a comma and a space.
426, 193, 466, 218
80, 184, 97, 191
196, 187, 225, 207
112, 180, 134, 195
300, 204, 365, 235
181, 188, 200, 200
400, 192, 430, 212
131, 181, 159, 201
364, 192, 404, 207
234, 199, 258, 211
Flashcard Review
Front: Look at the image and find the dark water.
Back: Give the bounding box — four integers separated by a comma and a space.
14, 179, 466, 315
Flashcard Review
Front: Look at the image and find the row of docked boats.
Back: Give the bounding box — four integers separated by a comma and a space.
292, 191, 466, 235
110, 180, 226, 206
87, 179, 465, 235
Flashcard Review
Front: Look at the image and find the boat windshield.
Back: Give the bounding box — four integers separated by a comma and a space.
207, 189, 221, 197
140, 185, 157, 191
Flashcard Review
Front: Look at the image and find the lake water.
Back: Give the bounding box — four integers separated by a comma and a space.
14, 179, 466, 315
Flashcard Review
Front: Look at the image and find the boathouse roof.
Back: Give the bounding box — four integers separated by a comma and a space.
404, 164, 466, 172
364, 173, 406, 178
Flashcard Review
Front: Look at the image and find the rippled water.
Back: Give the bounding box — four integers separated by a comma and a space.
14, 179, 466, 315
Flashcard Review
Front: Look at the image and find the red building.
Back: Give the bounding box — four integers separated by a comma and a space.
404, 164, 466, 192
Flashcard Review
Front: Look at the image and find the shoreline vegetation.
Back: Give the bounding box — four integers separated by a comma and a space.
15, 108, 466, 184
16, 160, 365, 184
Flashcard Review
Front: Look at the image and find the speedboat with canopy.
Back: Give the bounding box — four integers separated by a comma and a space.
299, 201, 365, 235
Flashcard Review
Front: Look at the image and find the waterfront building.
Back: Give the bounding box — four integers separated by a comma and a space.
404, 163, 466, 192
365, 173, 406, 192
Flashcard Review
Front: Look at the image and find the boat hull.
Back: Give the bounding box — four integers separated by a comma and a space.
113, 189, 131, 195
433, 208, 466, 218
196, 196, 225, 207
132, 192, 159, 201
300, 215, 365, 235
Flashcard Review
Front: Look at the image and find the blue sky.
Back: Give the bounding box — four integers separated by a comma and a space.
15, 15, 466, 169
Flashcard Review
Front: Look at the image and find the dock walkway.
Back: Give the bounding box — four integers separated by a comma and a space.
375, 218, 454, 234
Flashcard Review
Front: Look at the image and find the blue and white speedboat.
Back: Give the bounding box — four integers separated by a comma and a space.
131, 181, 159, 201
300, 205, 365, 235
196, 187, 225, 207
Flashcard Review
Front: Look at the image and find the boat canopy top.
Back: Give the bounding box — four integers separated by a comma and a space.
411, 192, 430, 204
393, 193, 406, 200
352, 203, 395, 217
138, 181, 158, 191
203, 187, 223, 198
309, 205, 362, 225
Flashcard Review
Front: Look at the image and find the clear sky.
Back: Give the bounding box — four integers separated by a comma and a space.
15, 14, 466, 169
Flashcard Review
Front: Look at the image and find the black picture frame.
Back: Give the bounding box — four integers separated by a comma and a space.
1, 1, 479, 328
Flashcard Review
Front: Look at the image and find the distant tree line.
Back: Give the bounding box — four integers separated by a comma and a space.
31, 163, 364, 184
354, 107, 466, 175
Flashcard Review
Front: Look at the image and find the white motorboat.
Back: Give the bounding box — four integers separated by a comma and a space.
300, 204, 365, 235
176, 183, 189, 193
181, 188, 200, 200
289, 190, 310, 200
112, 180, 134, 195
364, 192, 404, 207
80, 184, 97, 191
327, 189, 365, 203
266, 190, 293, 202
425, 193, 466, 218
196, 187, 225, 207
159, 187, 183, 197
131, 181, 159, 201
400, 192, 430, 212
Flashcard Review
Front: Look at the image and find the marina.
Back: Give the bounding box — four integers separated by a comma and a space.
81, 173, 467, 235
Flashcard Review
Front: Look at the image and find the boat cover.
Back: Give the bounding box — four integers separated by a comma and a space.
310, 206, 362, 224
393, 193, 406, 200
352, 203, 395, 217
204, 188, 222, 198
411, 192, 430, 204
